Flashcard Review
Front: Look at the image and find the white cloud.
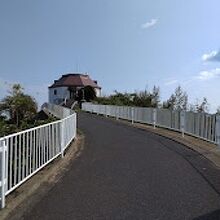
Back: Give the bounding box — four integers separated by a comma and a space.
164, 79, 178, 86
202, 50, 220, 62
141, 18, 158, 29
196, 68, 220, 80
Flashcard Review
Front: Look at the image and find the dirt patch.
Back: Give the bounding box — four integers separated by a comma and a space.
0, 132, 84, 220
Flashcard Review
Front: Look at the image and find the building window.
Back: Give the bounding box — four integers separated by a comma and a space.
54, 90, 57, 95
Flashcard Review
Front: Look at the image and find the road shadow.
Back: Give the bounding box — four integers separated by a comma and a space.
193, 209, 220, 220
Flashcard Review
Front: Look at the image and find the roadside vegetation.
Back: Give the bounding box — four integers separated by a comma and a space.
0, 84, 56, 137
94, 85, 219, 114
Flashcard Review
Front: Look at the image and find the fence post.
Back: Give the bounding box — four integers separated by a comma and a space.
215, 114, 220, 147
153, 108, 157, 129
115, 107, 117, 119
180, 111, 185, 137
105, 105, 107, 117
116, 107, 119, 120
61, 120, 65, 158
131, 107, 134, 124
97, 105, 99, 115
0, 139, 6, 209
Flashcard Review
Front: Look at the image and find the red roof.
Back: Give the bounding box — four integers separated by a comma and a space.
49, 73, 101, 89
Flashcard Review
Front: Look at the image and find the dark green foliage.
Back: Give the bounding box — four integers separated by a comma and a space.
0, 84, 38, 127
93, 85, 213, 114
33, 116, 58, 127
0, 116, 20, 137
77, 86, 97, 102
133, 91, 153, 107
163, 86, 188, 111
0, 84, 57, 137
95, 91, 133, 106
84, 86, 97, 101
95, 87, 160, 108
195, 97, 209, 113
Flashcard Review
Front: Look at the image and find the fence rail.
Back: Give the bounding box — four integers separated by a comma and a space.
82, 102, 220, 145
0, 104, 76, 208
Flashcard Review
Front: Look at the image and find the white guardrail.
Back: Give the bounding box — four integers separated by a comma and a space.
82, 102, 220, 146
0, 103, 77, 208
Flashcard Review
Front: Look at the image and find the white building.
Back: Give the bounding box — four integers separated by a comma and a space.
48, 73, 101, 105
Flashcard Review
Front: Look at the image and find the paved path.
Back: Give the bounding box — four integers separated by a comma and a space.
24, 112, 220, 220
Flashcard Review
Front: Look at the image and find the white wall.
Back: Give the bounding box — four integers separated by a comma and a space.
49, 87, 69, 104
49, 86, 102, 104
95, 88, 101, 97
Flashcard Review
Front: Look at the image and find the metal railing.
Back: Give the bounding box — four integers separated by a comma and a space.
82, 102, 220, 145
0, 104, 77, 208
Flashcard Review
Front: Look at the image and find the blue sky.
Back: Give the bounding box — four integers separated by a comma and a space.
0, 0, 220, 112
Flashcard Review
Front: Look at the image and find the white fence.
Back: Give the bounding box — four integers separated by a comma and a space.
0, 104, 77, 208
82, 102, 220, 145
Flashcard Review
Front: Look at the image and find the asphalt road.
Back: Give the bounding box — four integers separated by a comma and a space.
23, 112, 220, 220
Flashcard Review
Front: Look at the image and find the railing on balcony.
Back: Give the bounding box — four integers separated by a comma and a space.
0, 104, 77, 208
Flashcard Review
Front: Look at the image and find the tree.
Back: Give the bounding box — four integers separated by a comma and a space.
0, 84, 38, 127
189, 103, 196, 112
84, 86, 97, 101
217, 107, 220, 115
195, 97, 209, 113
151, 86, 160, 108
163, 86, 188, 111
109, 91, 133, 106
163, 94, 176, 110
77, 86, 97, 102
95, 86, 160, 108
133, 90, 153, 107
